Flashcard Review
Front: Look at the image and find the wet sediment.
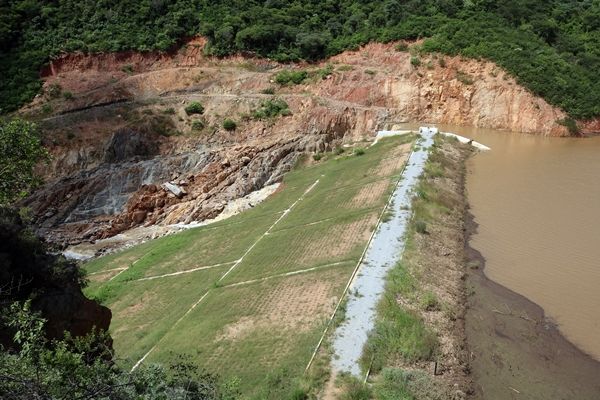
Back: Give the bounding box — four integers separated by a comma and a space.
464, 203, 600, 399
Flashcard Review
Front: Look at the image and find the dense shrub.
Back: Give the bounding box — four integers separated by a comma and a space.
223, 119, 237, 131
274, 70, 308, 85
191, 119, 205, 130
415, 220, 427, 234
184, 101, 204, 115
252, 98, 290, 119
557, 117, 580, 136
0, 302, 239, 400
0, 119, 48, 205
1, 0, 600, 119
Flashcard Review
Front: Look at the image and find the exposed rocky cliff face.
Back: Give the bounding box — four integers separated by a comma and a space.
19, 39, 587, 250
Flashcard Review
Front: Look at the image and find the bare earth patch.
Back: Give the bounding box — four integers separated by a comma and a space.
346, 179, 389, 209
217, 316, 257, 341
216, 274, 339, 343
300, 213, 377, 264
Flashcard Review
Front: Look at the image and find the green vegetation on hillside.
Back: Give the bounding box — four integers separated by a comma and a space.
0, 118, 48, 204
184, 101, 205, 115
83, 135, 414, 398
0, 119, 234, 398
252, 98, 291, 119
1, 1, 600, 119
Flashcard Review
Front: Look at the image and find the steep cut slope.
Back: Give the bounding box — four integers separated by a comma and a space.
21, 40, 576, 249
3, 0, 600, 121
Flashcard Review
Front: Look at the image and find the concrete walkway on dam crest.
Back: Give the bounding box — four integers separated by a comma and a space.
330, 127, 436, 377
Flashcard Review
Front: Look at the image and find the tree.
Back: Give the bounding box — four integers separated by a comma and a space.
295, 32, 329, 60
184, 101, 205, 115
0, 118, 48, 205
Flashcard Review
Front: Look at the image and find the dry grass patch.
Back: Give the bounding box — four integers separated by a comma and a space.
255, 278, 335, 327
300, 213, 377, 264
345, 179, 389, 209
369, 142, 412, 177
224, 212, 375, 283
218, 278, 336, 342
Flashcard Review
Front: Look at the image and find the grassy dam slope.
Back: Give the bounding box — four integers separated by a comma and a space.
83, 135, 415, 397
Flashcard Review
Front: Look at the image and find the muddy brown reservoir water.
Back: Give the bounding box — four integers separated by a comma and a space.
460, 127, 600, 362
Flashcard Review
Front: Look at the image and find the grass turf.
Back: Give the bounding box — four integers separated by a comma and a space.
146, 264, 353, 397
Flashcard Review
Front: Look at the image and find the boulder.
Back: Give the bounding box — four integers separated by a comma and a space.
162, 182, 187, 198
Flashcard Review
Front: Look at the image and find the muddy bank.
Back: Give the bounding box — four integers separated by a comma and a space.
464, 215, 600, 399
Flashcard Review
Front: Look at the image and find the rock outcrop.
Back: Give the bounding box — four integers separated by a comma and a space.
19, 39, 591, 248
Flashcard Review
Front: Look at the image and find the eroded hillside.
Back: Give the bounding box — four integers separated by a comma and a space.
21, 39, 573, 249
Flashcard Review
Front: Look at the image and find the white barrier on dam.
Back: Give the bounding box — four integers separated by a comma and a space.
440, 131, 491, 151
374, 127, 490, 151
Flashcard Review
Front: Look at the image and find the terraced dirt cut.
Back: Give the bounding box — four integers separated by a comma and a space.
83, 135, 414, 396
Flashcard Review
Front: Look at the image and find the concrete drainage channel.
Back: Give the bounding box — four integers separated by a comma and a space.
329, 127, 436, 377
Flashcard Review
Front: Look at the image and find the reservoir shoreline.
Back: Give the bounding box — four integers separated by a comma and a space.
396, 130, 600, 397
464, 184, 600, 399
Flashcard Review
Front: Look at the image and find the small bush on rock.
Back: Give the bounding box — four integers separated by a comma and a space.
223, 119, 237, 131
184, 101, 204, 115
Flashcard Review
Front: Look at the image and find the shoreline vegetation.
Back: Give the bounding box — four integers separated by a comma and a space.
2, 1, 600, 120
